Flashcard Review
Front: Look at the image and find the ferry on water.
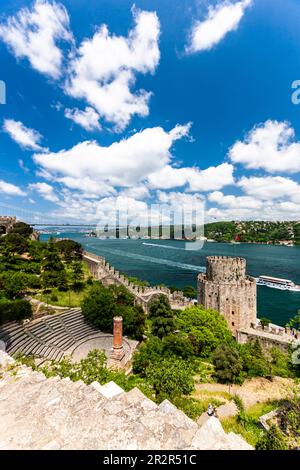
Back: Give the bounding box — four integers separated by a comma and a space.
256, 275, 300, 292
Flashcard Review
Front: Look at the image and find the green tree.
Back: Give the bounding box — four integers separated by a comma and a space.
260, 317, 271, 330
240, 339, 271, 378
42, 239, 67, 288
149, 295, 175, 339
286, 310, 300, 331
269, 347, 293, 378
145, 357, 194, 400
177, 306, 232, 357
182, 285, 197, 299
0, 298, 32, 324
56, 239, 82, 261
162, 334, 194, 359
0, 271, 28, 299
133, 337, 163, 375
81, 283, 117, 331
4, 232, 28, 254
70, 259, 84, 290
256, 425, 288, 450
212, 344, 243, 389
110, 284, 135, 306
121, 305, 146, 341
9, 221, 33, 238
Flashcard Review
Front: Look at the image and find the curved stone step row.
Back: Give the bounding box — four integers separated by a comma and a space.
0, 309, 110, 361
0, 351, 253, 450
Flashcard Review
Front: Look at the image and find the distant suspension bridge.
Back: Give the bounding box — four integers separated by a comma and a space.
0, 202, 93, 227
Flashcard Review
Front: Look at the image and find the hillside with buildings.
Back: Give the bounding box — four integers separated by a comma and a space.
204, 221, 300, 245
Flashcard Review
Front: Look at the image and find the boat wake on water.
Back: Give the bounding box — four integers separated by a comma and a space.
87, 246, 205, 272
142, 242, 187, 251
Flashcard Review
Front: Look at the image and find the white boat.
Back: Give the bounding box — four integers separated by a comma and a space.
256, 275, 300, 292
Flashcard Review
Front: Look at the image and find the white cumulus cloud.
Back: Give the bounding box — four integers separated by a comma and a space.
229, 120, 300, 173
33, 124, 191, 194
238, 176, 300, 203
0, 0, 73, 79
187, 0, 252, 53
148, 162, 234, 192
64, 107, 101, 131
29, 182, 59, 202
3, 119, 45, 151
0, 180, 26, 196
208, 190, 262, 209
65, 6, 160, 130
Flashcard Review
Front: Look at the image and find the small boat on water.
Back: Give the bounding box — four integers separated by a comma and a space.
256, 275, 300, 292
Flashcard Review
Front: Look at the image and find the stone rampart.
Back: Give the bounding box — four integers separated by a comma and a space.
82, 251, 194, 312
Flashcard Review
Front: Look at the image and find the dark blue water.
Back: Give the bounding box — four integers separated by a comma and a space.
41, 232, 300, 326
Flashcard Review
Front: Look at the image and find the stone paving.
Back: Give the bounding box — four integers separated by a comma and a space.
0, 351, 253, 450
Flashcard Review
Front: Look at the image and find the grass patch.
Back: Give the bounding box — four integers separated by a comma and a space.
192, 389, 232, 402
172, 396, 224, 420
35, 286, 89, 308
221, 401, 279, 447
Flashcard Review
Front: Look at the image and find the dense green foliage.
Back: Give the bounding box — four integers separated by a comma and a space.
55, 239, 82, 261
0, 224, 88, 322
256, 425, 288, 450
286, 309, 300, 331
145, 357, 194, 399
212, 344, 243, 384
176, 306, 233, 357
81, 282, 146, 340
9, 221, 33, 238
148, 295, 175, 339
81, 283, 116, 331
0, 298, 32, 324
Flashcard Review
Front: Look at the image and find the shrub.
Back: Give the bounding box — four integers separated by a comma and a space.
50, 293, 58, 302
81, 283, 117, 332
212, 344, 243, 385
0, 298, 32, 324
133, 337, 163, 375
177, 306, 233, 357
145, 357, 195, 400
256, 425, 288, 450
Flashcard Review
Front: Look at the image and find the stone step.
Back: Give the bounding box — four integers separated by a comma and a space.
0, 351, 253, 450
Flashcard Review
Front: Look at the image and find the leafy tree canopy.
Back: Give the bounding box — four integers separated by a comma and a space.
212, 344, 243, 384
145, 357, 194, 400
149, 295, 175, 339
177, 306, 233, 357
9, 221, 33, 238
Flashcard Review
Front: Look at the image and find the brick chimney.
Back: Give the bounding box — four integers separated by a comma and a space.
112, 316, 125, 360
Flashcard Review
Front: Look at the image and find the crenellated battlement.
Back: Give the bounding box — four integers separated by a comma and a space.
198, 256, 257, 337
82, 251, 194, 312
206, 256, 246, 283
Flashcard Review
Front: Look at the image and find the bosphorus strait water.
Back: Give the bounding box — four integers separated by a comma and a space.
41, 232, 300, 327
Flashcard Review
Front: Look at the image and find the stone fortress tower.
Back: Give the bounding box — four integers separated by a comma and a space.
198, 256, 257, 336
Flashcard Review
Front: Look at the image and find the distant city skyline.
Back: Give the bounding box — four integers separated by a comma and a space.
1, 0, 300, 223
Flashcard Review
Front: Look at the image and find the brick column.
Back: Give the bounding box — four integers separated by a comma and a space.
113, 316, 123, 349
112, 316, 125, 360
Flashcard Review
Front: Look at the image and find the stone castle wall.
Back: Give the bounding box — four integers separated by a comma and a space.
0, 216, 16, 234
82, 251, 194, 312
198, 256, 257, 336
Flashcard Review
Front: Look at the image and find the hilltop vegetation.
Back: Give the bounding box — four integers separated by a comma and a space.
0, 222, 85, 324
204, 221, 300, 244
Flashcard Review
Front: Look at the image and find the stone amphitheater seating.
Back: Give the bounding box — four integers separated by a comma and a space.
0, 351, 253, 450
0, 308, 112, 362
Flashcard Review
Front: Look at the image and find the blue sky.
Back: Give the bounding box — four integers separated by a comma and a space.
0, 0, 300, 223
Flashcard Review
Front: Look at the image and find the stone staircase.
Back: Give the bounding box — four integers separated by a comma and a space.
0, 352, 253, 450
